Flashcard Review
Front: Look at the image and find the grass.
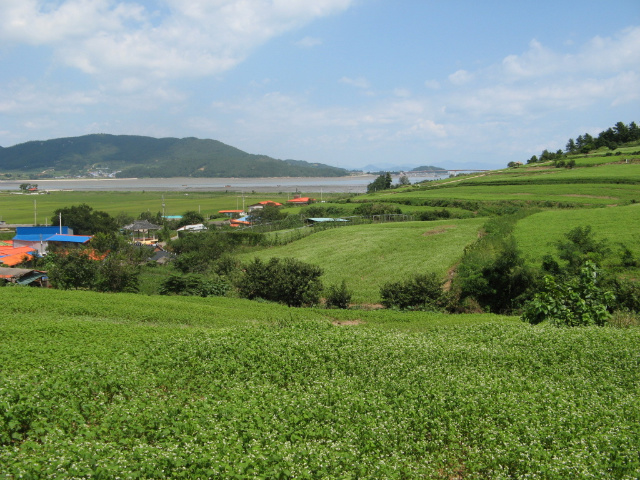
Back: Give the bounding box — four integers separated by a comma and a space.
514, 203, 640, 267
0, 191, 304, 225
237, 218, 485, 304
1, 287, 638, 478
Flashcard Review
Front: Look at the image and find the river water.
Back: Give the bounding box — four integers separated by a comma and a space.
0, 174, 442, 193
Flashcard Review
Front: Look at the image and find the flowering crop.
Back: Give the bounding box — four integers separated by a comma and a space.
1, 289, 639, 478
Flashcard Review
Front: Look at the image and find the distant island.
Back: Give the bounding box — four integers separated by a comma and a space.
410, 165, 448, 173
0, 134, 349, 179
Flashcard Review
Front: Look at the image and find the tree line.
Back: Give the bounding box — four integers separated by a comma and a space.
522, 120, 639, 166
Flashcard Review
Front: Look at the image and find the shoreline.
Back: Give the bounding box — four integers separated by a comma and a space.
0, 174, 441, 194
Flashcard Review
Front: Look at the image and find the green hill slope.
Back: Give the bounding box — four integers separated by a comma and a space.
237, 218, 484, 304
0, 134, 348, 178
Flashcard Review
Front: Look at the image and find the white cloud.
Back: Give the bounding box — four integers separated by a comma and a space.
499, 26, 640, 80
448, 69, 473, 85
0, 0, 356, 81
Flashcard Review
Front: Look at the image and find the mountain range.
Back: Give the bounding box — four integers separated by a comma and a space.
0, 134, 349, 178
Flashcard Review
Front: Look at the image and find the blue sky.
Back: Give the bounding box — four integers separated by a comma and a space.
0, 1, 639, 171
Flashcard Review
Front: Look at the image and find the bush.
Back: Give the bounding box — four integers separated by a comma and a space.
159, 273, 230, 297
380, 272, 446, 311
325, 280, 352, 309
523, 261, 615, 326
238, 257, 323, 307
353, 203, 402, 216
612, 278, 640, 312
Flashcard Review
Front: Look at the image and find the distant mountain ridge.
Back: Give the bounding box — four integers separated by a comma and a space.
0, 134, 348, 178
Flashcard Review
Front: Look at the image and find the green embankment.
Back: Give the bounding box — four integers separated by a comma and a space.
238, 218, 484, 304
1, 288, 638, 478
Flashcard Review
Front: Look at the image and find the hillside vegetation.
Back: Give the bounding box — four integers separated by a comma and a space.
0, 134, 348, 178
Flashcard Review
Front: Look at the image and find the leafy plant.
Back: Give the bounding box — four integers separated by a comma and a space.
325, 280, 352, 309
159, 273, 230, 297
380, 272, 447, 311
523, 261, 615, 326
237, 257, 323, 307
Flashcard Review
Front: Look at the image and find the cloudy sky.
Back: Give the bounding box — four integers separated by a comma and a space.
0, 0, 639, 170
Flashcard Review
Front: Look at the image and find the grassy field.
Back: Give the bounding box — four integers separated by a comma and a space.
514, 203, 640, 268
0, 191, 302, 224
238, 218, 484, 304
1, 288, 638, 479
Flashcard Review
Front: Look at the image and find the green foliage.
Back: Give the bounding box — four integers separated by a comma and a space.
366, 172, 392, 193
93, 253, 141, 293
380, 272, 447, 311
52, 203, 119, 235
178, 210, 205, 227
159, 273, 230, 297
452, 215, 536, 313
45, 250, 98, 290
352, 202, 402, 216
552, 225, 611, 274
417, 208, 451, 221
238, 257, 323, 307
612, 278, 640, 313
250, 204, 286, 224
324, 280, 352, 309
523, 261, 615, 326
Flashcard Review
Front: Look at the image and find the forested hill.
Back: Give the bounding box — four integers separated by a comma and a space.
0, 134, 349, 178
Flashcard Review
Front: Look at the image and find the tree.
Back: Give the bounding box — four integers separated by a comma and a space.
178, 210, 205, 228
251, 205, 286, 224
398, 175, 411, 186
552, 225, 610, 275
52, 204, 119, 235
523, 261, 615, 326
94, 252, 140, 293
45, 250, 98, 290
565, 138, 577, 153
238, 257, 323, 307
366, 172, 393, 193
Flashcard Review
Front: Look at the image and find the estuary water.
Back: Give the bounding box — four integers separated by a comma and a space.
0, 174, 442, 194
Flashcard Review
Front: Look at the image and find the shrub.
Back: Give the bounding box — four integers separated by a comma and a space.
353, 203, 402, 216
612, 278, 640, 312
380, 272, 446, 311
325, 280, 352, 309
159, 273, 230, 297
238, 257, 323, 307
523, 261, 615, 326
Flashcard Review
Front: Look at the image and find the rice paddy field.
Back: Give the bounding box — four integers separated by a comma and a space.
1, 288, 639, 479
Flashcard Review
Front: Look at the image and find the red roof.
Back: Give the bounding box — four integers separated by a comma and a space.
0, 245, 36, 266
219, 209, 244, 213
287, 197, 314, 203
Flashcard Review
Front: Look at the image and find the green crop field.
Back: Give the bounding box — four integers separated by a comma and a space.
238, 218, 484, 304
1, 288, 638, 479
0, 191, 299, 225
